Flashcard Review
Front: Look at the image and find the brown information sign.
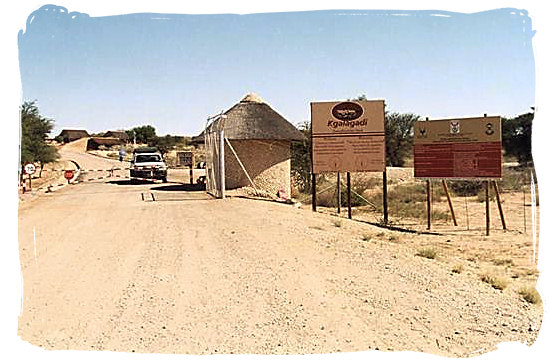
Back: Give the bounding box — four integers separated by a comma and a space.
177, 151, 195, 167
414, 116, 502, 179
311, 100, 386, 173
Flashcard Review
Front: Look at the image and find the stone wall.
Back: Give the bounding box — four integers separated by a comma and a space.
224, 139, 291, 196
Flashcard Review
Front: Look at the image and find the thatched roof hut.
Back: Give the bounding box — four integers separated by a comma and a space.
104, 130, 129, 142
58, 129, 90, 143
200, 93, 303, 197
192, 93, 303, 144
219, 93, 303, 141
86, 137, 124, 150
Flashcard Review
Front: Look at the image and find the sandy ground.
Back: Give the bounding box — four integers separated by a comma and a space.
17, 147, 543, 357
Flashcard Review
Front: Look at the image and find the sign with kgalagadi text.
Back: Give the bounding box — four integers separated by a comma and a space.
311, 100, 386, 173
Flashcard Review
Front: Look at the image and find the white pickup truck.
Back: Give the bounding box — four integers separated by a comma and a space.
129, 147, 168, 182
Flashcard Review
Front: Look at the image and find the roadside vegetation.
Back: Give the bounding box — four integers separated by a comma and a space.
480, 273, 508, 290
451, 264, 464, 274
518, 287, 541, 305
290, 104, 536, 224
416, 247, 437, 260
20, 101, 59, 177
91, 124, 197, 167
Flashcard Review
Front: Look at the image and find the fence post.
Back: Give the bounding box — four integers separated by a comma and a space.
218, 125, 225, 199
382, 170, 388, 225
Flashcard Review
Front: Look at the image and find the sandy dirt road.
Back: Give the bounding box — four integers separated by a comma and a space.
18, 152, 542, 356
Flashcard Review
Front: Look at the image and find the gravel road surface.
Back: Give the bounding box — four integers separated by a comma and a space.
18, 151, 542, 356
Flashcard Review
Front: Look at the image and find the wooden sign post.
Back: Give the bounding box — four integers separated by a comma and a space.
382, 170, 388, 224
312, 173, 317, 212
337, 172, 341, 214
347, 172, 352, 219
493, 181, 507, 230
426, 179, 432, 229
442, 180, 458, 226
485, 181, 490, 236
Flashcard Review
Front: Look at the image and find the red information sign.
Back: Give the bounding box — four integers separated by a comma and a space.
413, 116, 502, 179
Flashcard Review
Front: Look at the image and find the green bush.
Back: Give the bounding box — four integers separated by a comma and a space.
448, 180, 484, 196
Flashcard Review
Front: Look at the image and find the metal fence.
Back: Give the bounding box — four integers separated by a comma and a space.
308, 167, 539, 237
204, 113, 226, 198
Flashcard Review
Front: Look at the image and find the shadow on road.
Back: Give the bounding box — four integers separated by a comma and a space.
107, 179, 157, 186
151, 183, 206, 192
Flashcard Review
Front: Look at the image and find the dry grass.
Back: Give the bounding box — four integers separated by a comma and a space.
416, 247, 437, 260
387, 234, 400, 243
480, 273, 508, 290
309, 225, 324, 231
493, 258, 514, 266
362, 234, 372, 242
518, 287, 541, 305
451, 264, 464, 274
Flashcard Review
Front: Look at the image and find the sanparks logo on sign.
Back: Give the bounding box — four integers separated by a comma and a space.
328, 101, 367, 128
331, 101, 363, 120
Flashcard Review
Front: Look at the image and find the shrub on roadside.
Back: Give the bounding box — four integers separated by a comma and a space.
416, 247, 437, 259
362, 234, 372, 241
369, 182, 450, 221
448, 180, 484, 197
493, 258, 514, 266
480, 273, 507, 290
451, 264, 464, 274
499, 167, 530, 192
518, 287, 541, 305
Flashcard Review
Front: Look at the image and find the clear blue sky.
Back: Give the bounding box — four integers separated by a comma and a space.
18, 5, 535, 136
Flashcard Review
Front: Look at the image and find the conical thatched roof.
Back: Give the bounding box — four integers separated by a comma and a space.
192, 93, 303, 143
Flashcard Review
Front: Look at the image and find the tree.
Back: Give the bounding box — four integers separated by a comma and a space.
150, 134, 177, 155
125, 129, 135, 144
352, 95, 419, 167
20, 101, 59, 176
385, 112, 420, 167
131, 125, 157, 144
290, 122, 312, 192
502, 111, 533, 166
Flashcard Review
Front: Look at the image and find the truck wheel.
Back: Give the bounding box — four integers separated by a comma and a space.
162, 177, 168, 183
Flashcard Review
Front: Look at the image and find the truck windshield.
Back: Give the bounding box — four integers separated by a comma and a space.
136, 154, 161, 163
